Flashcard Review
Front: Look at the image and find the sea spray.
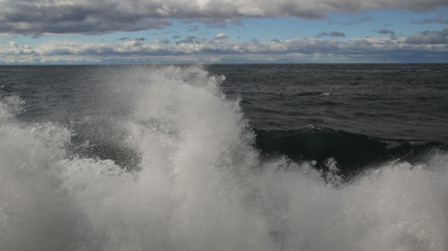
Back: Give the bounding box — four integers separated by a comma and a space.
0, 66, 447, 250
58, 66, 271, 250
0, 96, 92, 250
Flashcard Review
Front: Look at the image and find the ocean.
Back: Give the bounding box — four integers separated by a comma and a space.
0, 64, 447, 250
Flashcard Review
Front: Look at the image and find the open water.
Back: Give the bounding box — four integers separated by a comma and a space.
0, 64, 447, 250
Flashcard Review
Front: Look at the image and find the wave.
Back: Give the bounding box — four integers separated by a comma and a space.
255, 127, 447, 179
1, 66, 448, 251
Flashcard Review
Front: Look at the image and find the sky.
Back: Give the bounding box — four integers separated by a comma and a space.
0, 0, 447, 64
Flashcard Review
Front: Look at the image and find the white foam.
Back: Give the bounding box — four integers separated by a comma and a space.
0, 66, 447, 251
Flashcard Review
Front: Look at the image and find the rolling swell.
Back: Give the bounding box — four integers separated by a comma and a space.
255, 127, 447, 178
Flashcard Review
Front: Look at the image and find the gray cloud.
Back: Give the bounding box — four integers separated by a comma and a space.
188, 26, 199, 32
317, 31, 346, 38
0, 0, 447, 34
411, 17, 448, 24
120, 37, 146, 41
405, 29, 448, 44
0, 0, 172, 34
376, 29, 397, 39
156, 39, 170, 45
175, 35, 201, 44
377, 29, 396, 35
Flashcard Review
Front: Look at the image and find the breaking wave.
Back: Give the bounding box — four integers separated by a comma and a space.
1, 66, 447, 251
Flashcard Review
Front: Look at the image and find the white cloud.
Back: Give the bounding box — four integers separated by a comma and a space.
9, 41, 18, 48
0, 0, 447, 34
215, 33, 228, 40
1, 33, 447, 64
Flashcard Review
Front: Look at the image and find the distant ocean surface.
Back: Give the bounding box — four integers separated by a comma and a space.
1, 64, 448, 250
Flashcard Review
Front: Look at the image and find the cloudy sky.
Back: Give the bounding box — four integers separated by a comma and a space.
0, 0, 447, 64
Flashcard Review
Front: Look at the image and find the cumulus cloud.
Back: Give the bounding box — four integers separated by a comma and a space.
0, 0, 447, 34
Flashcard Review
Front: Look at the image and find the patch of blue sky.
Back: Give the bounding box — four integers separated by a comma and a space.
229, 18, 331, 41
328, 8, 446, 37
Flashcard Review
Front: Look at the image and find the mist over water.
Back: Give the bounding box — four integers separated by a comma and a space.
1, 66, 447, 250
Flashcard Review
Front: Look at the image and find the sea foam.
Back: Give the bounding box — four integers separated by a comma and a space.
0, 66, 447, 251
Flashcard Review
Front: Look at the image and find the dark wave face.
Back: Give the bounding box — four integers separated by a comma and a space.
1, 65, 448, 251
255, 127, 447, 179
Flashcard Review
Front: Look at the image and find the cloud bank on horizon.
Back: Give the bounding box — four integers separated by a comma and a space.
0, 0, 447, 63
